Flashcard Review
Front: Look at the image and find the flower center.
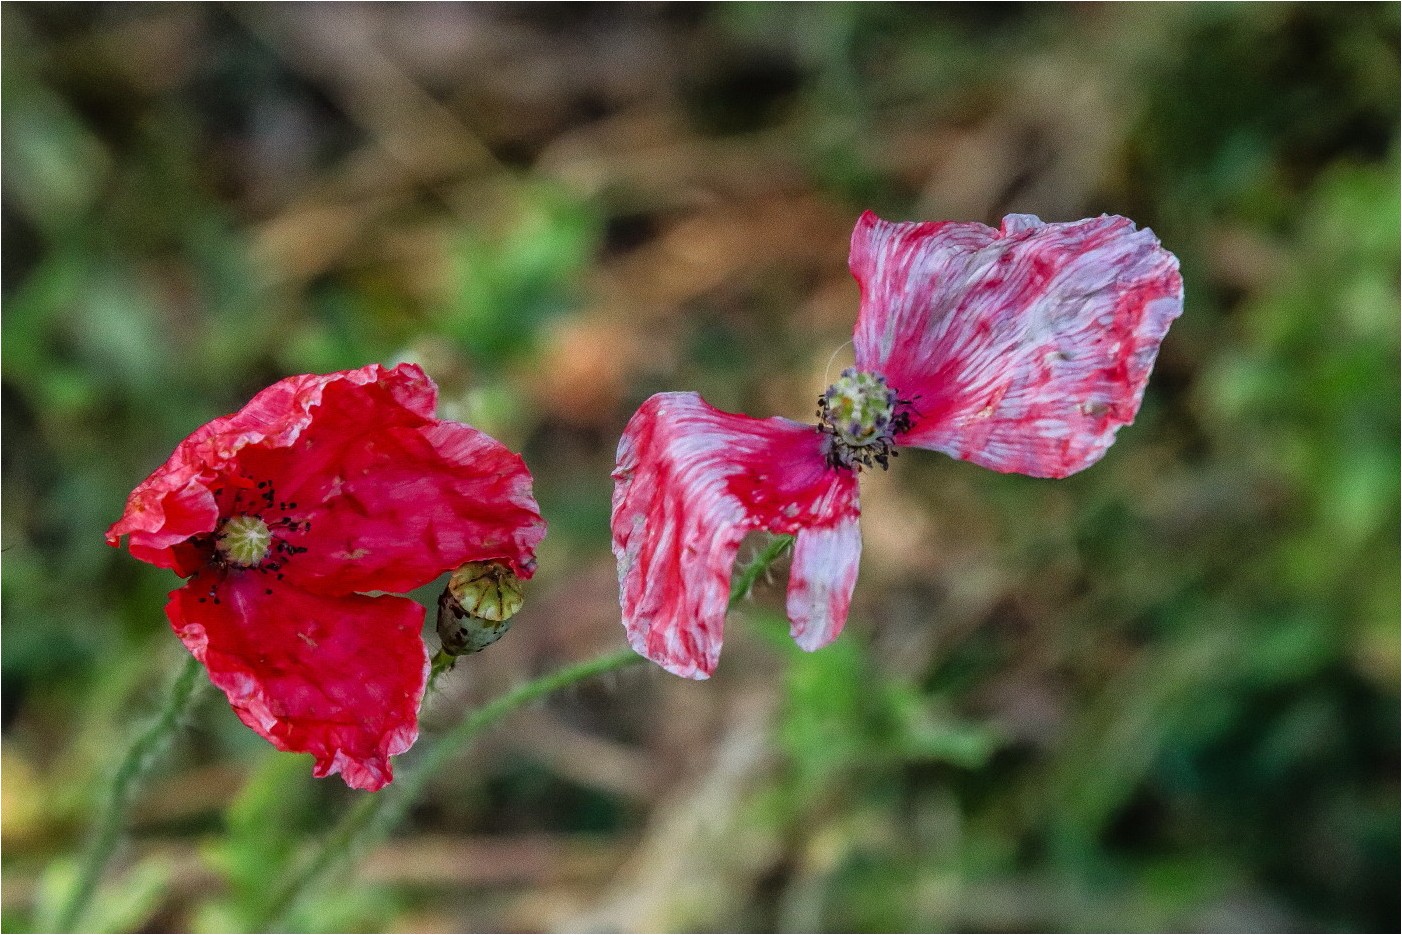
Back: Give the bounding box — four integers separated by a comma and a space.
215, 515, 272, 567
817, 368, 911, 471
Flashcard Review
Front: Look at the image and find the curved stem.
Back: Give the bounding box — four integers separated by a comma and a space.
255, 534, 795, 931
52, 653, 206, 933
255, 648, 640, 931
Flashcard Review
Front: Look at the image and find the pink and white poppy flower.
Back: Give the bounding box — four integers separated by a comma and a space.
611, 212, 1183, 679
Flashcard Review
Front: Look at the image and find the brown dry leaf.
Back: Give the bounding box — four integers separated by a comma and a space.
359, 833, 621, 888
555, 691, 781, 933
531, 318, 640, 427
508, 709, 659, 801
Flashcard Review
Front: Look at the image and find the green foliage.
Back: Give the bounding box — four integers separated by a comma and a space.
774, 622, 1002, 803
194, 755, 395, 933
30, 856, 171, 934
439, 182, 602, 368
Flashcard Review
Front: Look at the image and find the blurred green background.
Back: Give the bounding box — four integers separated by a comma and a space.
3, 4, 1398, 932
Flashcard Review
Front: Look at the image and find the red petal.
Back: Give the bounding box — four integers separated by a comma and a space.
850, 212, 1183, 478
611, 392, 860, 679
264, 419, 546, 594
168, 570, 428, 791
108, 363, 435, 570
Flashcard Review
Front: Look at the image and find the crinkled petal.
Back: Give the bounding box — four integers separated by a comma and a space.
259, 419, 546, 594
107, 363, 436, 570
850, 211, 1183, 478
168, 570, 428, 791
611, 392, 860, 679
787, 513, 862, 652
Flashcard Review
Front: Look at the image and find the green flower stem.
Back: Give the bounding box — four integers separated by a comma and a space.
255, 534, 795, 932
427, 649, 456, 688
729, 533, 794, 603
53, 653, 206, 933
255, 648, 640, 931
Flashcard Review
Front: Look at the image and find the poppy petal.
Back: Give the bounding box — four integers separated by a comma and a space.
260, 418, 546, 595
850, 212, 1183, 478
107, 363, 436, 570
787, 513, 862, 652
168, 570, 428, 791
611, 392, 860, 679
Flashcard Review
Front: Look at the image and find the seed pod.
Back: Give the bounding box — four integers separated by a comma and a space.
435, 561, 525, 656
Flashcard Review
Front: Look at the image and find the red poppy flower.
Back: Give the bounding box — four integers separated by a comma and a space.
612, 212, 1182, 679
108, 363, 545, 790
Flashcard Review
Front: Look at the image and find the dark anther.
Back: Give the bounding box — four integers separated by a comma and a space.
816, 377, 915, 473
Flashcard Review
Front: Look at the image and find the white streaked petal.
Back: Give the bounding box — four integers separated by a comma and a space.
850, 211, 1183, 478
787, 512, 862, 652
611, 392, 860, 678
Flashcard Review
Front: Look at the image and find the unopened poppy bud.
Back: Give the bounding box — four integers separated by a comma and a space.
436, 560, 525, 656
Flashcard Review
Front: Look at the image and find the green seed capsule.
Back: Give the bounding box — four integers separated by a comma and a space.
448, 561, 524, 622
435, 561, 525, 656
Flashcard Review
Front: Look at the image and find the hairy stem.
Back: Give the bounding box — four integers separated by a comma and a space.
52, 653, 206, 933
254, 648, 639, 931
729, 533, 794, 603
255, 534, 795, 931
